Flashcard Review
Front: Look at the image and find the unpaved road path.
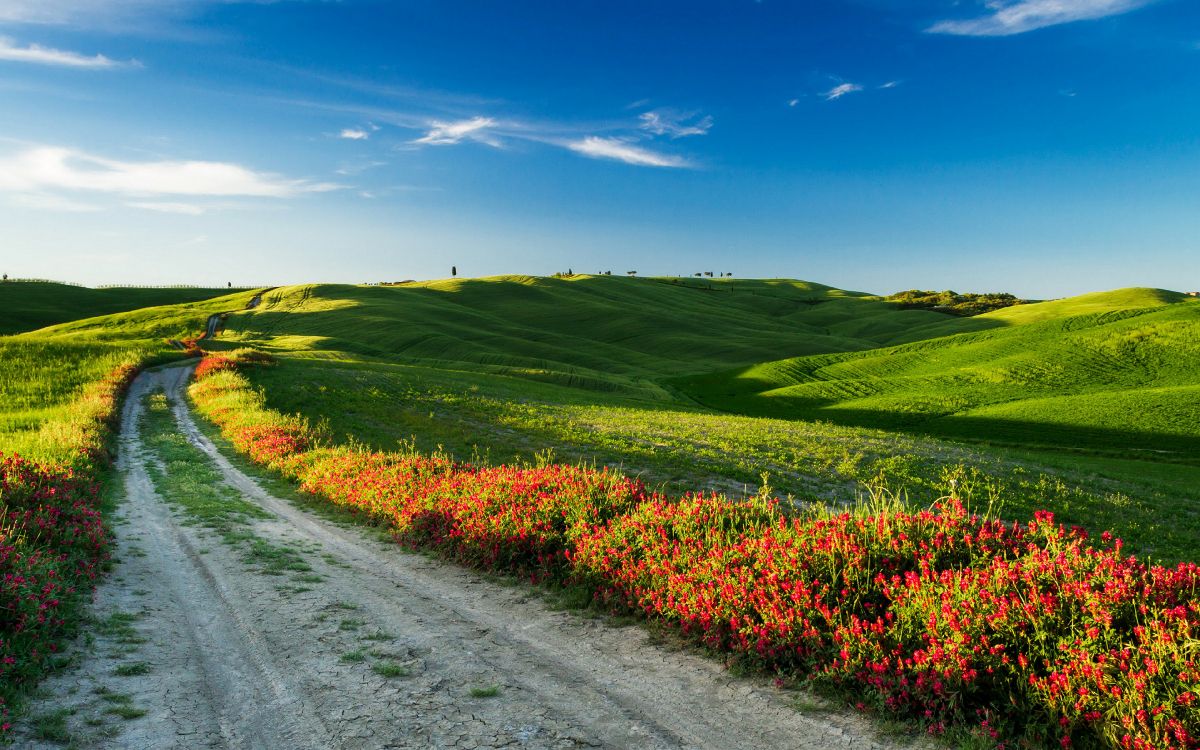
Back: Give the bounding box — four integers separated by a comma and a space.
13, 367, 908, 750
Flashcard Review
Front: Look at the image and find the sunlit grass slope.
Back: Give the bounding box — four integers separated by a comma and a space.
677, 288, 1200, 456
207, 275, 993, 398
0, 281, 242, 335
0, 288, 263, 461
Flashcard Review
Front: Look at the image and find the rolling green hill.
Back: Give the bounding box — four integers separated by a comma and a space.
192, 275, 999, 398
0, 281, 246, 335
675, 288, 1200, 457
17, 276, 1200, 560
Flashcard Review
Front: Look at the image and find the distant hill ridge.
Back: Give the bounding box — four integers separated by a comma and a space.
0, 281, 246, 335
15, 276, 1197, 457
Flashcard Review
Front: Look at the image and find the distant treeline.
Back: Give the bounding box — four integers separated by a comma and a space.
0, 279, 264, 290
95, 284, 263, 290
885, 289, 1026, 316
0, 278, 84, 286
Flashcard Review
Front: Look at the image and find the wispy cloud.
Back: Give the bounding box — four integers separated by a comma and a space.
928, 0, 1155, 37
412, 116, 498, 146
126, 201, 207, 215
823, 82, 863, 101
638, 110, 713, 138
0, 0, 156, 25
0, 145, 340, 200
0, 36, 136, 68
879, 80, 901, 89
567, 137, 689, 168
339, 128, 370, 140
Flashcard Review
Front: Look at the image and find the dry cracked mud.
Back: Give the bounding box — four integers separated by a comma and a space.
12, 367, 917, 750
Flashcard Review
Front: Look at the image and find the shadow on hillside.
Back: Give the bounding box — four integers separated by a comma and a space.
678, 394, 1200, 463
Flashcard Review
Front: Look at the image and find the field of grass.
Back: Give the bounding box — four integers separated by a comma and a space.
0, 287, 262, 463
206, 276, 1000, 395
246, 352, 1200, 563
0, 281, 242, 335
676, 288, 1200, 457
32, 275, 1198, 561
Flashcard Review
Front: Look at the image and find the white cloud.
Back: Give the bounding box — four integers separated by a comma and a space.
567, 137, 689, 168
0, 36, 135, 68
928, 0, 1154, 36
823, 83, 863, 101
880, 81, 901, 89
412, 116, 498, 146
0, 145, 340, 199
339, 128, 370, 140
126, 201, 206, 215
638, 110, 713, 138
788, 98, 800, 107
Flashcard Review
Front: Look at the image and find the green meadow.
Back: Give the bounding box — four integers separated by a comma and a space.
0, 286, 263, 463
4, 275, 1198, 561
0, 281, 241, 335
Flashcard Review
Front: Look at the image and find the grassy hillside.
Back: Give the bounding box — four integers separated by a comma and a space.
676, 288, 1200, 457
193, 275, 996, 399
25, 276, 1200, 560
0, 281, 243, 335
0, 288, 262, 461
244, 353, 1200, 562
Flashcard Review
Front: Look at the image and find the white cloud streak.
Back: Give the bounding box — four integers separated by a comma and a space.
0, 36, 134, 68
928, 0, 1155, 36
567, 137, 689, 168
339, 128, 370, 140
412, 116, 498, 146
823, 83, 863, 101
0, 146, 340, 199
126, 201, 206, 215
638, 110, 713, 138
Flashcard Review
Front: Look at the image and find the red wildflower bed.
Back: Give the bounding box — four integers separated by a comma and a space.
191, 353, 1199, 749
0, 363, 140, 732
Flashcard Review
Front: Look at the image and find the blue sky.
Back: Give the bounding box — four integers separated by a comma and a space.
0, 0, 1197, 297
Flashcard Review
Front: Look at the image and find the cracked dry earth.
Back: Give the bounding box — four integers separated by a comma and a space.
13, 367, 913, 750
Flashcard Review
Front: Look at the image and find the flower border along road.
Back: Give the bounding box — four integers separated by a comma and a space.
189, 350, 1200, 750
0, 363, 141, 733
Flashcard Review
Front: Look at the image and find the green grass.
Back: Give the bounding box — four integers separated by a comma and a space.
139, 390, 325, 586
0, 285, 264, 462
112, 662, 151, 677
141, 392, 271, 530
243, 352, 1200, 562
31, 708, 75, 742
185, 276, 999, 398
468, 685, 501, 698
0, 281, 245, 335
11, 275, 1200, 562
675, 288, 1200, 456
371, 662, 410, 678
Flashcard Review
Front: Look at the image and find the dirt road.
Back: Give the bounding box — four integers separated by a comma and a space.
13, 367, 906, 750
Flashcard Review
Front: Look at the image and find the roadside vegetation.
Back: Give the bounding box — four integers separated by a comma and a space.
190, 349, 1199, 750
0, 361, 139, 732
0, 285, 259, 733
